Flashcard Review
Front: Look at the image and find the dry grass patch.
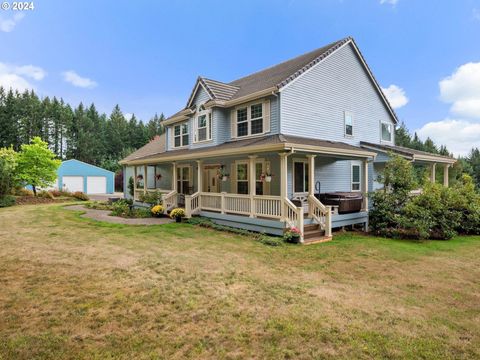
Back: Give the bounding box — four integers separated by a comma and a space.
0, 204, 479, 359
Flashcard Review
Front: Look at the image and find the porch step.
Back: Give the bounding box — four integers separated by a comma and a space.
302, 235, 333, 245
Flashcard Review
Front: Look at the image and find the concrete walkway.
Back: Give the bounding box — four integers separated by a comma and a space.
64, 205, 174, 225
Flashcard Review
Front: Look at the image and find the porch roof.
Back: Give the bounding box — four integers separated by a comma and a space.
360, 141, 456, 164
120, 134, 376, 165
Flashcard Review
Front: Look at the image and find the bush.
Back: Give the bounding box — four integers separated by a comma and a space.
72, 192, 89, 201
85, 201, 112, 210
151, 204, 164, 217
37, 190, 54, 199
170, 208, 185, 219
139, 190, 163, 205
130, 208, 152, 218
259, 236, 284, 246
110, 199, 132, 217
0, 195, 15, 207
12, 188, 34, 197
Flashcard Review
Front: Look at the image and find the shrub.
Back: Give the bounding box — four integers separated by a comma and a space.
48, 189, 63, 197
0, 195, 15, 207
283, 226, 301, 243
72, 192, 89, 201
151, 204, 164, 217
259, 236, 284, 246
110, 200, 131, 217
139, 190, 163, 205
128, 177, 134, 197
130, 208, 152, 218
85, 201, 112, 211
170, 208, 185, 219
37, 190, 55, 199
13, 188, 34, 197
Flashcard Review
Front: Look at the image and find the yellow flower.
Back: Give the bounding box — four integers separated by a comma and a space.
151, 205, 164, 216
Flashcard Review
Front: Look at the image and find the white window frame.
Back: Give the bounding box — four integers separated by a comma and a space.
380, 121, 393, 143
235, 160, 249, 194
235, 102, 265, 138
194, 108, 212, 143
293, 158, 309, 195
176, 164, 192, 194
351, 164, 361, 192
344, 111, 354, 137
173, 122, 189, 148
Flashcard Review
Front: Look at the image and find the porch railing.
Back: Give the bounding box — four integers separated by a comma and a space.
308, 195, 332, 237
184, 192, 200, 218
284, 198, 304, 241
162, 190, 177, 214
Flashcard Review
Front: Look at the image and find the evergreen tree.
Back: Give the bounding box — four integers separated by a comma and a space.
395, 122, 411, 147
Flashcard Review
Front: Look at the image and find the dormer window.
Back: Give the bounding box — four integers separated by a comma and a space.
194, 107, 212, 143
173, 122, 189, 148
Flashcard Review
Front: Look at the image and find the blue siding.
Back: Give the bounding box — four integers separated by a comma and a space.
58, 160, 114, 193
280, 43, 396, 146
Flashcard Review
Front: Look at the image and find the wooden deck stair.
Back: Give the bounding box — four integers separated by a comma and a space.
302, 223, 332, 245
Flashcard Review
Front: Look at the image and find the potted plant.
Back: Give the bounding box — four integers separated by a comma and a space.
151, 204, 164, 217
218, 167, 229, 182
170, 208, 185, 223
283, 226, 301, 243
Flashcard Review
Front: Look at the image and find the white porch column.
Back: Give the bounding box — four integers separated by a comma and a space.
362, 159, 369, 211
248, 155, 257, 218
196, 160, 203, 193
279, 152, 288, 221
172, 162, 177, 192
306, 155, 316, 197
443, 164, 449, 187
143, 165, 147, 195
430, 163, 436, 184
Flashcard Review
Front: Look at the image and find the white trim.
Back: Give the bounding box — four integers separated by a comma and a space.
176, 164, 193, 194
233, 100, 268, 139
380, 121, 393, 143
194, 108, 213, 143
344, 111, 354, 137
173, 121, 190, 148
186, 80, 213, 108
351, 163, 361, 192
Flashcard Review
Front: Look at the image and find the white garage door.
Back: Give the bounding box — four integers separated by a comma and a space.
87, 176, 107, 194
62, 176, 84, 192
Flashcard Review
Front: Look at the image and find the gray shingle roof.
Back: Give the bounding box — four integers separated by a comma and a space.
360, 141, 456, 163
121, 134, 371, 164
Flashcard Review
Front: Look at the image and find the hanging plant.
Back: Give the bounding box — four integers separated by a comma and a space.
260, 171, 273, 183
217, 166, 230, 181
155, 173, 162, 180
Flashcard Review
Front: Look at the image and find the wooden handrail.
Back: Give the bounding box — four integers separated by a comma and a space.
308, 195, 332, 237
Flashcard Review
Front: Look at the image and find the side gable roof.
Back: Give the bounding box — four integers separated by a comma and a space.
168, 36, 398, 124
120, 134, 166, 163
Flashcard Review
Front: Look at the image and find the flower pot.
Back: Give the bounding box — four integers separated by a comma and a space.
265, 176, 272, 182
175, 217, 182, 223
222, 176, 228, 181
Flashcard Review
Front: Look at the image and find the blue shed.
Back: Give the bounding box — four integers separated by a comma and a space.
57, 160, 115, 194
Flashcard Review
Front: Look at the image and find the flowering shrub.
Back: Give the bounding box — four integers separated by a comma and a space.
283, 226, 301, 243
170, 208, 185, 219
151, 204, 164, 217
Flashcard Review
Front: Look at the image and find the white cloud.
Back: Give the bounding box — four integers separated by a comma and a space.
62, 70, 97, 88
124, 113, 133, 120
439, 62, 480, 119
380, 0, 399, 5
0, 62, 46, 92
381, 84, 409, 109
0, 13, 25, 32
416, 119, 480, 156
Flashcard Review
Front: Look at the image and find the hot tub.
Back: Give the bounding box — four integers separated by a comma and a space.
317, 192, 364, 214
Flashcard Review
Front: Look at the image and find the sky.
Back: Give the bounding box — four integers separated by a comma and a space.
1, 0, 480, 156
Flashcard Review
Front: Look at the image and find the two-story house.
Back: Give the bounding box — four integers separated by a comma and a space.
120, 37, 455, 243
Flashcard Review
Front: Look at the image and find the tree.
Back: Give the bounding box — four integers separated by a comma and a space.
395, 122, 411, 147
16, 137, 61, 195
0, 147, 18, 197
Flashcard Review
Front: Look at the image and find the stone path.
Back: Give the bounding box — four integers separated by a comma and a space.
64, 205, 174, 225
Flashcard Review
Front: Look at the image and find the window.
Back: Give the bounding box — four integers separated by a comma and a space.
381, 122, 392, 142
236, 102, 264, 137
195, 109, 212, 143
255, 162, 264, 195
176, 166, 191, 194
147, 165, 156, 189
236, 162, 248, 194
351, 164, 360, 191
293, 160, 309, 193
345, 112, 353, 136
173, 122, 189, 147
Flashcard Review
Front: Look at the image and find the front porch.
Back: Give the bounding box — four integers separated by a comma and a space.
130, 149, 373, 243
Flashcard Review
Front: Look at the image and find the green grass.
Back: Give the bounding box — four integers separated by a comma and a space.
0, 204, 479, 359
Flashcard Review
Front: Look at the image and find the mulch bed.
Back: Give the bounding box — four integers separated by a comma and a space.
14, 196, 76, 205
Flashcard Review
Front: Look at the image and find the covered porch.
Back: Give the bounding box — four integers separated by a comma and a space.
127, 136, 376, 242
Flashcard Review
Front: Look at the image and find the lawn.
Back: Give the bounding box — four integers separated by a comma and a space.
0, 204, 479, 359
